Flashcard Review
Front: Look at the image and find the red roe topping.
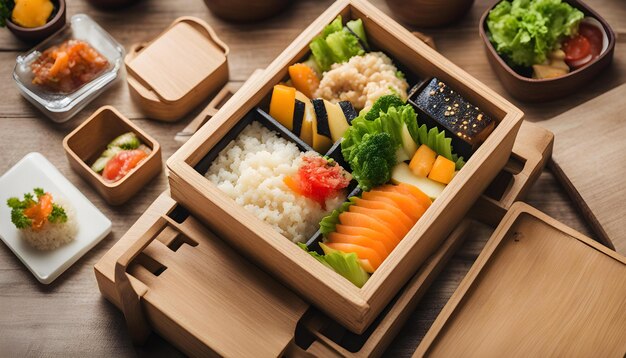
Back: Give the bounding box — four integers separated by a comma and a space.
284, 155, 351, 208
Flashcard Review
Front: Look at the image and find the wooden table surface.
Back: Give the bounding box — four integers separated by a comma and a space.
0, 0, 624, 356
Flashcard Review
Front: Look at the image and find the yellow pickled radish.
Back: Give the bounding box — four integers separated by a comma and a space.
408, 144, 437, 177
269, 85, 296, 131
428, 156, 456, 184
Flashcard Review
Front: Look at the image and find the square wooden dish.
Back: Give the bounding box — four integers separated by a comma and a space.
414, 202, 626, 357
125, 16, 229, 122
166, 0, 524, 334
63, 106, 162, 205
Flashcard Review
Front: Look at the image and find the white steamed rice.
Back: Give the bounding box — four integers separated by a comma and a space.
205, 121, 344, 243
20, 197, 77, 251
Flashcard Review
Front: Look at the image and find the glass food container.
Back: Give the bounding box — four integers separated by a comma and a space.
13, 14, 125, 123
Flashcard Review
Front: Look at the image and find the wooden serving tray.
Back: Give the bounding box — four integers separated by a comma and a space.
95, 122, 552, 357
414, 203, 626, 357
166, 0, 524, 334
541, 83, 626, 254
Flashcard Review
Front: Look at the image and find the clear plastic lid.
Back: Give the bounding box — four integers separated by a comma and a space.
13, 14, 125, 121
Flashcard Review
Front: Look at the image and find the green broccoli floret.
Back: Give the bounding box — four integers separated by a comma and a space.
364, 94, 406, 121
349, 132, 396, 191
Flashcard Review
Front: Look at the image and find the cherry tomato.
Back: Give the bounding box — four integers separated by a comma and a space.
562, 35, 591, 61
578, 23, 603, 57
102, 149, 148, 182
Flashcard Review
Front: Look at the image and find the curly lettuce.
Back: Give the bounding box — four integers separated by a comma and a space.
310, 15, 367, 72
486, 0, 584, 67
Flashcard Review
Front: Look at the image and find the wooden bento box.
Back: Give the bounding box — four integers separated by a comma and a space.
166, 0, 524, 333
100, 122, 553, 357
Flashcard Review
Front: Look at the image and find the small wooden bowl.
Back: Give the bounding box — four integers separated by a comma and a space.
63, 106, 162, 205
203, 0, 291, 22
6, 0, 66, 43
385, 0, 474, 27
479, 0, 616, 102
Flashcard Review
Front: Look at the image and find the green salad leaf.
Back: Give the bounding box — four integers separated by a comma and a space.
319, 200, 354, 238
298, 242, 370, 288
486, 0, 584, 67
320, 243, 370, 288
310, 15, 366, 72
297, 243, 333, 269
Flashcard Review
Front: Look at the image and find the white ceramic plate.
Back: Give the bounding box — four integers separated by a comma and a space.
0, 152, 111, 284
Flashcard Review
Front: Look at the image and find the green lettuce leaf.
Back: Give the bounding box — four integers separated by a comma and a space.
297, 242, 370, 288
310, 15, 366, 72
320, 243, 370, 288
297, 243, 333, 269
319, 200, 354, 238
325, 30, 364, 64
346, 19, 369, 48
486, 0, 584, 67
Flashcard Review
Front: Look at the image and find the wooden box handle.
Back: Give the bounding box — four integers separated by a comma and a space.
114, 216, 169, 344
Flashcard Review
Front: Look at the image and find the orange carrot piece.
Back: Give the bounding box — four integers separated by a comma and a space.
288, 63, 320, 99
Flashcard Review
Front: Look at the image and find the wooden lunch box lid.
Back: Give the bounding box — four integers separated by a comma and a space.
414, 202, 626, 357
95, 122, 556, 357
125, 17, 229, 121
541, 83, 626, 255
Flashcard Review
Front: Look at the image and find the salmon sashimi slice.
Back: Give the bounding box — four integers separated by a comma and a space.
362, 190, 423, 221
386, 183, 432, 211
348, 205, 410, 239
324, 242, 383, 271
350, 197, 414, 229
327, 232, 389, 259
338, 211, 401, 243
335, 224, 397, 252
23, 193, 53, 231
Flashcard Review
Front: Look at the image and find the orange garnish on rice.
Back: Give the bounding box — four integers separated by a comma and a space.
23, 192, 53, 231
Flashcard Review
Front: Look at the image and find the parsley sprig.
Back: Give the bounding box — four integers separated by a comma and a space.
6, 187, 68, 229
